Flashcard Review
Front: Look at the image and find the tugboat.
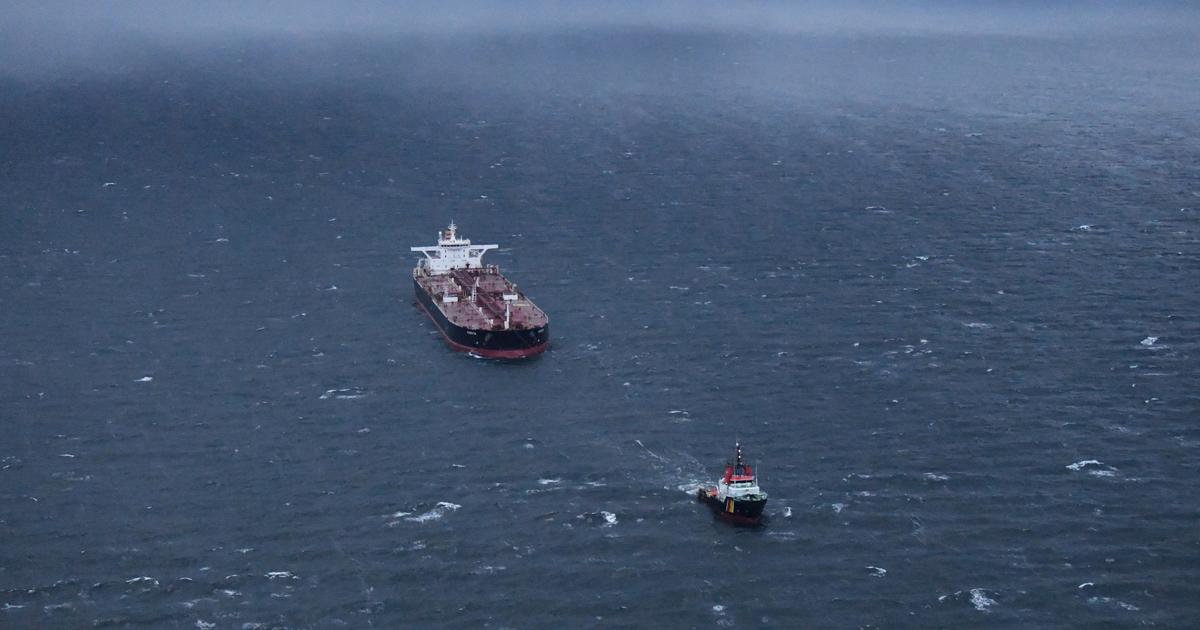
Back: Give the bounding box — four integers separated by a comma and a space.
697, 442, 768, 525
411, 222, 549, 359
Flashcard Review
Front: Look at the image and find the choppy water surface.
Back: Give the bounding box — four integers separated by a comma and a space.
2, 23, 1199, 627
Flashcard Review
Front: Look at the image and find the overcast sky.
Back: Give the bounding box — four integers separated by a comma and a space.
1, 1, 1196, 82
4, 1, 1197, 40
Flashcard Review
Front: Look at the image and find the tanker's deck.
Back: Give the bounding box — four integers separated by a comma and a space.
415, 267, 548, 331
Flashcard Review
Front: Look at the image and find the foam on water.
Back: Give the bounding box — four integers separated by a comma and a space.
969, 589, 996, 612
1066, 460, 1118, 476
405, 502, 462, 523
320, 387, 367, 400
1088, 596, 1139, 611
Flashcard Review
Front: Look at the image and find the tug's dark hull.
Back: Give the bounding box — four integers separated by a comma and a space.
414, 279, 549, 359
698, 489, 767, 525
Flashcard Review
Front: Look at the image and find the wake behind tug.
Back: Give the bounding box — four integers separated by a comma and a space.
411, 223, 549, 359
698, 442, 768, 525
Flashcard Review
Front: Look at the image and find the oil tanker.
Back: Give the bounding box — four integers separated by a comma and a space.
411, 223, 549, 359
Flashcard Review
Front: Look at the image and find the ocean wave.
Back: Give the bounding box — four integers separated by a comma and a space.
1088, 596, 1139, 611
405, 502, 462, 523
264, 571, 297, 580
1066, 460, 1118, 476
320, 387, 367, 400
969, 589, 996, 612
576, 511, 619, 526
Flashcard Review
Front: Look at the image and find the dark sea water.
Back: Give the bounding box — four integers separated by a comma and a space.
2, 21, 1199, 628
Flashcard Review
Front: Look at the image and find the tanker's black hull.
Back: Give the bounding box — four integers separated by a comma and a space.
698, 489, 767, 525
414, 279, 549, 359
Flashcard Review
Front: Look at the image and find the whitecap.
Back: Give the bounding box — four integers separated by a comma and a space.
1140, 336, 1158, 347
264, 571, 296, 580
963, 322, 991, 330
712, 604, 726, 613
867, 566, 887, 577
135, 376, 153, 382
537, 478, 561, 485
969, 588, 996, 612
196, 621, 216, 629
601, 511, 618, 526
1067, 460, 1118, 476
831, 503, 845, 513
405, 502, 461, 523
1088, 596, 1138, 611
320, 387, 367, 400
1078, 582, 1094, 589
924, 473, 949, 481
125, 576, 158, 587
